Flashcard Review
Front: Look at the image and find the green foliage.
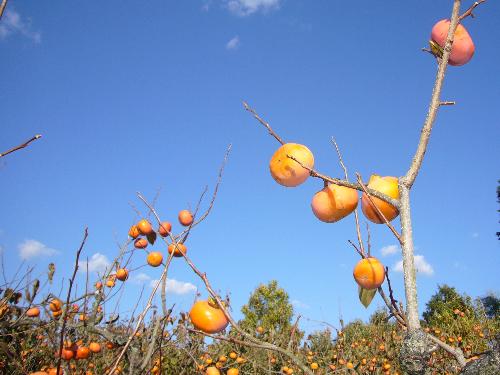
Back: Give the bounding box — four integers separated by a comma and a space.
423, 284, 473, 325
481, 293, 500, 319
240, 280, 294, 336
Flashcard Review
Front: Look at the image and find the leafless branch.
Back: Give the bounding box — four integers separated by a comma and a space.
459, 0, 486, 21
0, 0, 8, 20
243, 101, 285, 145
0, 134, 42, 159
56, 228, 88, 374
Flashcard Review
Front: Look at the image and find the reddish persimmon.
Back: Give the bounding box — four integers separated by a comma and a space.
167, 243, 187, 257
26, 307, 40, 317
190, 299, 229, 334
178, 210, 194, 226
116, 268, 128, 281
134, 238, 148, 249
158, 222, 172, 237
49, 299, 62, 312
311, 184, 358, 223
136, 219, 153, 235
353, 257, 386, 290
76, 346, 90, 360
361, 175, 399, 224
269, 143, 314, 187
431, 19, 475, 66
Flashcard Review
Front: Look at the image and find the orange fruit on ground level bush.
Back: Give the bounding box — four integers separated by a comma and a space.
134, 238, 148, 249
158, 221, 172, 237
168, 243, 187, 257
269, 143, 314, 187
361, 175, 399, 224
76, 346, 91, 360
116, 268, 128, 281
49, 299, 62, 312
189, 299, 229, 334
311, 183, 358, 223
26, 307, 40, 317
147, 252, 163, 267
29, 372, 48, 375
178, 210, 194, 226
353, 257, 386, 289
205, 367, 220, 375
128, 225, 140, 239
431, 19, 475, 66
227, 369, 239, 375
229, 352, 237, 359
89, 342, 101, 353
60, 348, 74, 360
310, 362, 319, 370
137, 219, 153, 235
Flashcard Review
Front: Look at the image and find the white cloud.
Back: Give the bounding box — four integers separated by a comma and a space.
0, 9, 41, 43
291, 299, 309, 309
226, 35, 240, 50
133, 272, 152, 283
381, 245, 398, 257
79, 253, 111, 274
226, 0, 281, 16
393, 254, 434, 276
150, 278, 197, 295
18, 239, 58, 260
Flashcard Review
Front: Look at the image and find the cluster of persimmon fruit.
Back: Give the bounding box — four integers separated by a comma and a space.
269, 143, 395, 292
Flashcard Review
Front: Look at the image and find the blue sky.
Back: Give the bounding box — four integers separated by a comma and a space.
1, 0, 499, 334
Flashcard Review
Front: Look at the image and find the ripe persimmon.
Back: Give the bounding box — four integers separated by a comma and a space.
167, 243, 187, 257
189, 299, 229, 334
227, 369, 239, 375
269, 143, 314, 187
26, 307, 40, 317
89, 342, 101, 353
128, 225, 140, 239
134, 238, 148, 249
95, 281, 103, 290
178, 210, 194, 226
147, 252, 163, 267
205, 367, 220, 375
49, 299, 62, 312
361, 175, 399, 224
353, 257, 386, 290
76, 346, 90, 360
137, 219, 153, 235
158, 221, 172, 237
116, 268, 128, 281
52, 309, 63, 318
60, 348, 74, 360
311, 183, 358, 223
431, 19, 475, 66
229, 352, 237, 359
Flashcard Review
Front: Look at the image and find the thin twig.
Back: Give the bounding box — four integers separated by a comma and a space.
56, 228, 88, 374
459, 0, 486, 21
0, 135, 42, 158
243, 101, 285, 145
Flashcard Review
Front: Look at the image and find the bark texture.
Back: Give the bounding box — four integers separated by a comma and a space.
398, 330, 432, 375
460, 335, 500, 375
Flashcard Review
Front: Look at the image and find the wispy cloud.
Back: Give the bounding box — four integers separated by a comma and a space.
394, 255, 434, 276
380, 245, 398, 257
472, 232, 479, 238
133, 272, 152, 284
0, 9, 41, 43
79, 253, 111, 274
226, 0, 281, 16
291, 299, 310, 310
226, 35, 240, 50
18, 239, 58, 260
150, 278, 197, 295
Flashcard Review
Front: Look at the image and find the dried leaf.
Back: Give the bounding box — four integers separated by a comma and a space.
359, 286, 377, 308
48, 263, 55, 284
146, 231, 157, 245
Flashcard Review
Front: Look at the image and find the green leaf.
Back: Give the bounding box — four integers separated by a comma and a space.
358, 286, 377, 308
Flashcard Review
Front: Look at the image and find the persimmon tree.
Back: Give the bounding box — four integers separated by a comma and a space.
243, 0, 490, 373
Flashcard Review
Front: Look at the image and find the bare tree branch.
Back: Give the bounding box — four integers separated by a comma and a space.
0, 135, 42, 159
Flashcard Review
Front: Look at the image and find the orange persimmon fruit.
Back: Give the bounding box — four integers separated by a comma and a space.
167, 243, 187, 257
136, 219, 153, 235
178, 210, 194, 226
353, 257, 386, 290
311, 183, 358, 223
269, 143, 314, 187
189, 299, 229, 334
158, 222, 172, 237
147, 252, 163, 267
361, 175, 399, 224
